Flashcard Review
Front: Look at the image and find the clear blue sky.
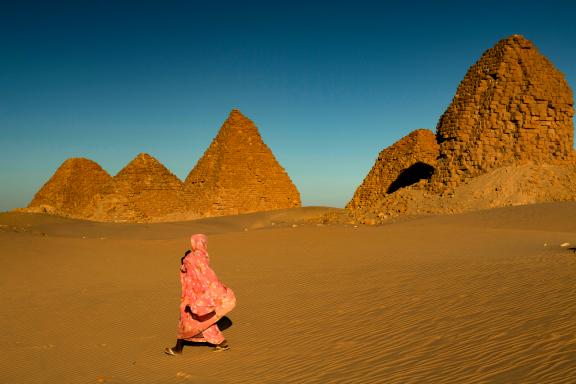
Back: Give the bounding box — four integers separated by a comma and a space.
1, 0, 575, 211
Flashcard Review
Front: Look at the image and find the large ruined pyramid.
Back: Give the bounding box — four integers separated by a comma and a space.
27, 157, 112, 216
346, 35, 576, 223
346, 129, 438, 210
431, 34, 574, 191
184, 109, 301, 216
89, 153, 187, 222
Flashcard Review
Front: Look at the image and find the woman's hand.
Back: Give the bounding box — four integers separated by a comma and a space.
180, 301, 190, 313
191, 311, 216, 322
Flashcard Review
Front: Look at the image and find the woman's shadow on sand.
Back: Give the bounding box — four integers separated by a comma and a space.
183, 316, 234, 348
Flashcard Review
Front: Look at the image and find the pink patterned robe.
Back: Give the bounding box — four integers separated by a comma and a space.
177, 234, 236, 345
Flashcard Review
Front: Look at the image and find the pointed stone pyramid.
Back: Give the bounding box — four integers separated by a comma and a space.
347, 129, 439, 211
184, 109, 301, 216
27, 157, 112, 216
431, 34, 575, 191
89, 153, 186, 222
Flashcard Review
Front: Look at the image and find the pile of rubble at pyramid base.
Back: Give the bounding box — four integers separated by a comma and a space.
14, 204, 207, 223
346, 162, 576, 225
15, 197, 203, 223
15, 205, 61, 215
16, 201, 304, 224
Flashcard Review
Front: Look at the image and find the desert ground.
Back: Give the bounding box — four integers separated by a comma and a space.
1, 204, 576, 383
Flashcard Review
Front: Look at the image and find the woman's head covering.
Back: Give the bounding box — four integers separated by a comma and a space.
191, 234, 208, 252
182, 234, 209, 272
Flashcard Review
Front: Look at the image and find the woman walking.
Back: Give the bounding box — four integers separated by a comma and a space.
165, 234, 236, 354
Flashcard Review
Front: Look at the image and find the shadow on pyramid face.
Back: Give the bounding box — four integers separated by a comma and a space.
387, 162, 435, 194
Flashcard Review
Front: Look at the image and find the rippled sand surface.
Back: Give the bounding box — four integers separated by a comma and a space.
1, 203, 576, 383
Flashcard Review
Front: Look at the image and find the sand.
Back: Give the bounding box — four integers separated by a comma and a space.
1, 204, 576, 383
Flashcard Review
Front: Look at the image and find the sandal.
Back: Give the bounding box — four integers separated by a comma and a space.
213, 344, 230, 352
213, 340, 230, 352
164, 347, 181, 355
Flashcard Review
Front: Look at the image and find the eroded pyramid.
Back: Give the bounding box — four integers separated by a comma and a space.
89, 153, 186, 222
27, 157, 112, 216
431, 34, 575, 191
345, 35, 576, 223
347, 129, 438, 211
184, 109, 301, 216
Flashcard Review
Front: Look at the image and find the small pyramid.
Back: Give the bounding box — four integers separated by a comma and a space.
89, 153, 186, 222
347, 129, 438, 210
27, 157, 112, 216
431, 34, 575, 191
184, 109, 301, 216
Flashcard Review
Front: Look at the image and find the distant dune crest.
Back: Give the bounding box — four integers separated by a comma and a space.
347, 35, 576, 223
23, 110, 301, 222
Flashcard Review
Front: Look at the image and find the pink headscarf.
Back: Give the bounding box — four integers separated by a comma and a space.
190, 234, 209, 262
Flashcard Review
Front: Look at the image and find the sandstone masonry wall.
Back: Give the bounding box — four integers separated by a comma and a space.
28, 158, 112, 215
431, 35, 575, 191
184, 109, 301, 216
347, 129, 438, 210
89, 153, 186, 222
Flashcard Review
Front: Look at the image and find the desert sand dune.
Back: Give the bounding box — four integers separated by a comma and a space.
1, 204, 575, 383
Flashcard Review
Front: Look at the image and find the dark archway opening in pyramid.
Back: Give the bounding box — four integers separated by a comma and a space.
387, 162, 435, 194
